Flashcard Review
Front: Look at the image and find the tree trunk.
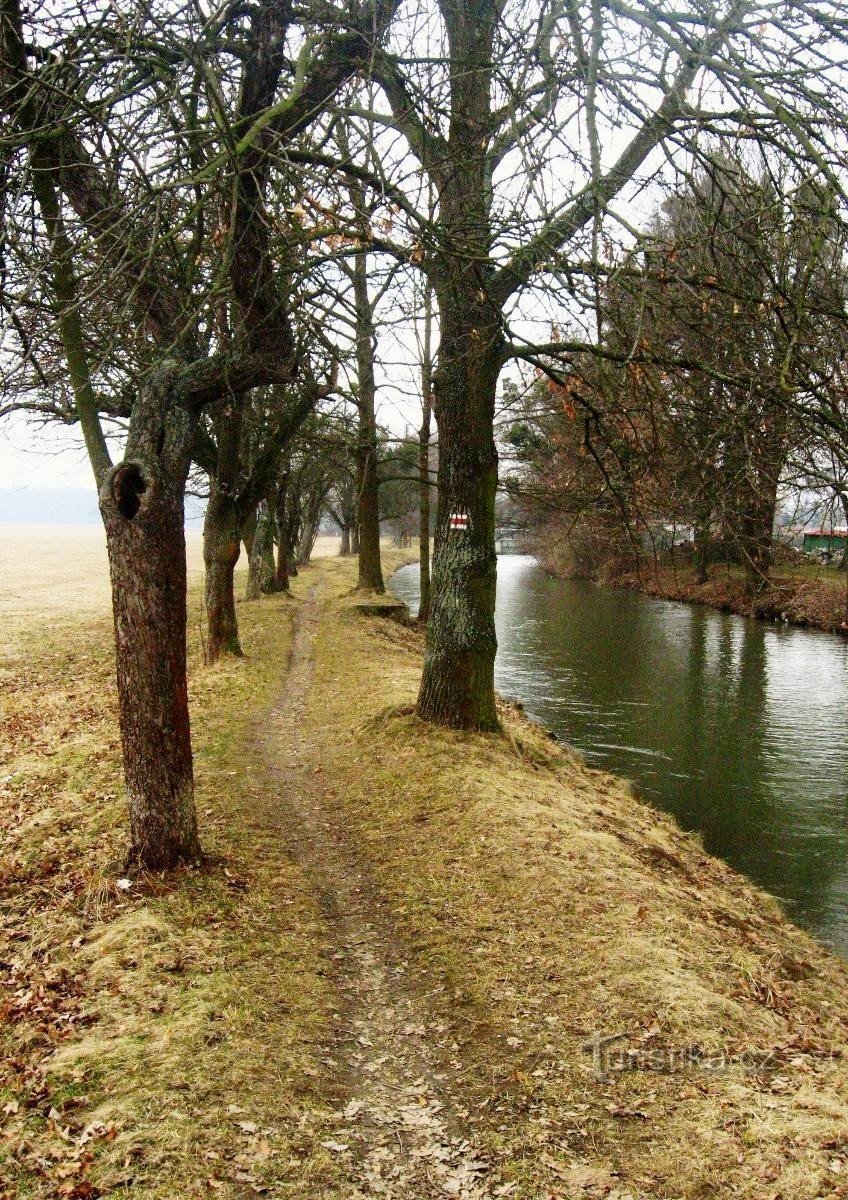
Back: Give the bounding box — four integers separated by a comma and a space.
203, 492, 243, 659
741, 503, 775, 594
416, 308, 501, 731
339, 525, 351, 556
414, 5, 501, 727
273, 472, 290, 593
246, 501, 274, 599
297, 492, 324, 566
353, 250, 385, 593
418, 282, 434, 624
693, 520, 710, 585
98, 382, 201, 868
351, 524, 361, 555
739, 473, 779, 594
241, 510, 257, 562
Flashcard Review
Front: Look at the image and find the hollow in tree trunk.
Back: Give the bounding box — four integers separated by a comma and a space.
416, 311, 501, 731
98, 387, 201, 868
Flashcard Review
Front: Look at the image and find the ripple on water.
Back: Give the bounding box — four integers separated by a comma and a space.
389, 559, 848, 955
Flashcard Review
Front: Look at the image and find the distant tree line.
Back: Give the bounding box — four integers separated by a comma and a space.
507, 152, 848, 593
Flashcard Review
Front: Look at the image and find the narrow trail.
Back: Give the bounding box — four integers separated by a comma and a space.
255, 587, 494, 1199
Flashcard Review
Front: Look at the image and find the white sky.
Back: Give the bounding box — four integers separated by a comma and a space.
0, 413, 94, 490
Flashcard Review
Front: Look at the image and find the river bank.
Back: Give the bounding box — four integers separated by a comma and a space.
4, 549, 848, 1197
536, 544, 848, 636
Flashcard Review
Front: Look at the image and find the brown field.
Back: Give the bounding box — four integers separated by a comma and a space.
0, 525, 343, 623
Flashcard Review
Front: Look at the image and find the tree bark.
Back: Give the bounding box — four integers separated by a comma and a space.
273, 471, 290, 593
418, 282, 434, 624
416, 306, 501, 731
353, 250, 385, 592
98, 376, 201, 868
246, 501, 274, 599
740, 487, 777, 594
203, 491, 243, 659
339, 525, 351, 556
693, 519, 710, 585
414, 1, 502, 728
297, 505, 322, 566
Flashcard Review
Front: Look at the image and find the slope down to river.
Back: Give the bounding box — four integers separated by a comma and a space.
3, 551, 848, 1198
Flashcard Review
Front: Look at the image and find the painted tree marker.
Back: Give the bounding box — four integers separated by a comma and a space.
449, 511, 469, 532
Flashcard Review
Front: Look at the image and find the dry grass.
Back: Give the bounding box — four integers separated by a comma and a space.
0, 525, 207, 626
0, 552, 353, 1198
305, 557, 848, 1199
613, 561, 848, 635
4, 533, 848, 1198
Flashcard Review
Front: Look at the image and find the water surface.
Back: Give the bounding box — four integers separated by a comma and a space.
391, 556, 848, 954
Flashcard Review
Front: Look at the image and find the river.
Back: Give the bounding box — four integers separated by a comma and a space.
390, 555, 848, 955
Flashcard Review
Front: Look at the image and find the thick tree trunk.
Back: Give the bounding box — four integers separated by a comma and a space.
98, 383, 201, 868
351, 524, 361, 555
246, 501, 274, 599
414, 4, 501, 727
203, 493, 243, 659
339, 525, 351, 556
740, 498, 776, 594
739, 472, 780, 594
417, 310, 501, 731
297, 521, 318, 566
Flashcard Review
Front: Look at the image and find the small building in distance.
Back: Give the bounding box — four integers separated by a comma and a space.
803, 528, 848, 555
495, 526, 523, 555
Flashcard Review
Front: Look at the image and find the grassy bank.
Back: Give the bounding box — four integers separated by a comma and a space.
0, 567, 343, 1199
534, 536, 848, 635
611, 561, 848, 635
3, 550, 848, 1197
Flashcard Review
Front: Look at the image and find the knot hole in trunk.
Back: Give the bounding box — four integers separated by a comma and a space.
113, 463, 148, 520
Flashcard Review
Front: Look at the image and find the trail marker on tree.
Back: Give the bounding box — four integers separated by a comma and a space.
450, 512, 469, 532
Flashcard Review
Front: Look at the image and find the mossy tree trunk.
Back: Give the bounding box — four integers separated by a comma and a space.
417, 304, 501, 730
246, 501, 275, 599
414, 0, 502, 731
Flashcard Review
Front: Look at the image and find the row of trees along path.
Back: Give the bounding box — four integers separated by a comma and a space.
2, 0, 848, 867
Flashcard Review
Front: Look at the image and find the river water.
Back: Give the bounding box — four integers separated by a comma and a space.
390, 555, 848, 955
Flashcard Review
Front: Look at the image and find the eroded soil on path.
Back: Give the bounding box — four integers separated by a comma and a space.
256, 588, 494, 1199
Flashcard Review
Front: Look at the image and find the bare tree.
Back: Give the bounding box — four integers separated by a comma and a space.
347, 0, 848, 728
0, 0, 396, 865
